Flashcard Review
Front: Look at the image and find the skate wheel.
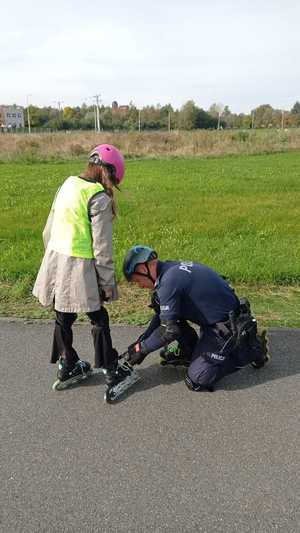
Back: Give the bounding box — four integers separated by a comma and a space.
52, 379, 64, 391
52, 373, 89, 391
92, 367, 105, 376
104, 390, 116, 403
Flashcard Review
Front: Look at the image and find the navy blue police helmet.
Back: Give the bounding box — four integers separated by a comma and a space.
123, 245, 157, 281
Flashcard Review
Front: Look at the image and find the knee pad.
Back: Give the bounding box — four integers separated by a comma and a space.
184, 373, 214, 392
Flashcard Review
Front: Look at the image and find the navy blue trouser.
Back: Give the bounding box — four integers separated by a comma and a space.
186, 324, 261, 388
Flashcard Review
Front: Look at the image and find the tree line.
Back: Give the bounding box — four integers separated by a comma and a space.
21, 100, 300, 131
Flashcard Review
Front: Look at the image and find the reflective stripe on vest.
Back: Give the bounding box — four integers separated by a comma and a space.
48, 176, 104, 258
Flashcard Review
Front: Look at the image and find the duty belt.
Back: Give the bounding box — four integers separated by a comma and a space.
213, 307, 241, 338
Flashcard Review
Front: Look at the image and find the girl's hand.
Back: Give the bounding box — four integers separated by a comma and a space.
101, 287, 114, 301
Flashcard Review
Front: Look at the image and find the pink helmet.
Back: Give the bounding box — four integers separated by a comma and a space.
89, 144, 125, 183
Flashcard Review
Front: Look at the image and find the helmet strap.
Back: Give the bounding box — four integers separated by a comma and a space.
134, 263, 155, 285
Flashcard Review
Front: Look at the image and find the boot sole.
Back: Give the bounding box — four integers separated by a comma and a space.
250, 330, 271, 369
52, 369, 93, 391
104, 372, 141, 403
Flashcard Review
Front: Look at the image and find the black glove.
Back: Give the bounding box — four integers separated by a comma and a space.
126, 341, 147, 366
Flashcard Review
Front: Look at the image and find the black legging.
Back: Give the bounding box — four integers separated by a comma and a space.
50, 307, 118, 370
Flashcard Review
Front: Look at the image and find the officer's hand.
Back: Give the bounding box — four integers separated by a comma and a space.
126, 341, 147, 366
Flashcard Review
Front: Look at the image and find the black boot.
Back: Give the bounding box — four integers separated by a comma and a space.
250, 330, 271, 369
52, 358, 91, 390
104, 362, 140, 403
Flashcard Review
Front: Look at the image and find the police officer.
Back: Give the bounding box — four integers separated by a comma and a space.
123, 246, 269, 391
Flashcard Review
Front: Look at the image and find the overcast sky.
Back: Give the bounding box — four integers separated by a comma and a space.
1, 0, 299, 113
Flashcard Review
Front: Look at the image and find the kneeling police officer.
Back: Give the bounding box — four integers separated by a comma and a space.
123, 246, 269, 391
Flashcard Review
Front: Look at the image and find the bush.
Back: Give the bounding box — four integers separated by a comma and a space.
16, 139, 41, 162
70, 143, 86, 156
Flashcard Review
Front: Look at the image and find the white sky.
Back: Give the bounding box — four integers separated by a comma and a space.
1, 0, 299, 113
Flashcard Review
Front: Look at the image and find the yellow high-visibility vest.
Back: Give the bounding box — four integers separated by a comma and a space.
48, 176, 104, 258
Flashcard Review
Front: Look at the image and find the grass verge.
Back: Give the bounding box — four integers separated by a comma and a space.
1, 154, 300, 284
1, 281, 299, 328
1, 153, 299, 327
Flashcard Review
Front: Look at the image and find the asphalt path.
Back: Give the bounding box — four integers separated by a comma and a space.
1, 320, 299, 533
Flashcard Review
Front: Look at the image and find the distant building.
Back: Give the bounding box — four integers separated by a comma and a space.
111, 101, 129, 114
119, 105, 129, 113
0, 105, 24, 129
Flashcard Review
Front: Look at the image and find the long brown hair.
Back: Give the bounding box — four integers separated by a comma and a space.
81, 163, 117, 216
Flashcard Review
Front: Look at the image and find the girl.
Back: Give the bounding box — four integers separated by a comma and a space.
33, 144, 139, 402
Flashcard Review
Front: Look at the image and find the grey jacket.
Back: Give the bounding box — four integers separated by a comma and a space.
33, 180, 118, 313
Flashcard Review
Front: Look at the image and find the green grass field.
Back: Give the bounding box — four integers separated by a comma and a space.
0, 152, 299, 325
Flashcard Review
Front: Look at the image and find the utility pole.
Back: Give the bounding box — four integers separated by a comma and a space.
168, 110, 171, 133
215, 104, 224, 130
94, 104, 97, 132
138, 109, 141, 132
93, 94, 101, 132
26, 94, 32, 134
53, 100, 64, 130
251, 111, 255, 129
54, 100, 64, 112
53, 100, 64, 117
281, 110, 285, 129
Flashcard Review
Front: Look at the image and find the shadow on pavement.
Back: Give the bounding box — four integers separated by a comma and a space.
78, 362, 184, 402
215, 328, 300, 391
61, 329, 299, 399
121, 329, 300, 399
103, 364, 185, 403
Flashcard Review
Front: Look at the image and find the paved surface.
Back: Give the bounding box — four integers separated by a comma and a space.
0, 320, 299, 533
